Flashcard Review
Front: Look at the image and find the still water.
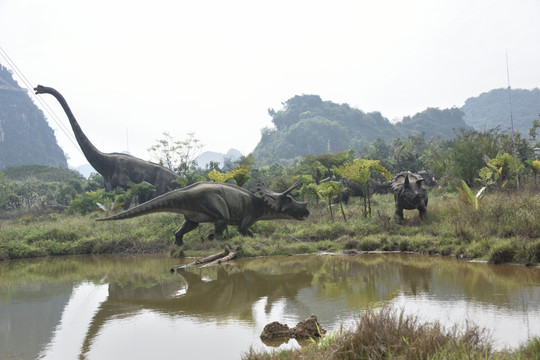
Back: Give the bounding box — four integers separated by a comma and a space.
1, 253, 539, 359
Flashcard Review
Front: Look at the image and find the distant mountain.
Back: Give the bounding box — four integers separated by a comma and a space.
252, 95, 469, 165
2, 164, 85, 182
397, 107, 471, 139
461, 88, 540, 136
195, 148, 243, 169
0, 64, 67, 170
251, 90, 539, 165
74, 164, 96, 179
253, 95, 400, 165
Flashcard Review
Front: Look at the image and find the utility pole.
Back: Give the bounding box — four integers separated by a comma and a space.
506, 51, 520, 190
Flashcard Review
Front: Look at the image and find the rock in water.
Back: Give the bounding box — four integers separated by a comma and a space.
260, 314, 326, 340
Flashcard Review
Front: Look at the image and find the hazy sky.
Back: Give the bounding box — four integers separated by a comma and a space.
1, 0, 539, 167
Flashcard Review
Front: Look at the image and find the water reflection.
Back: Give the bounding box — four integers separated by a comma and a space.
39, 282, 109, 359
1, 254, 539, 359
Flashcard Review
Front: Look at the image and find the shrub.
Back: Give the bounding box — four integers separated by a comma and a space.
243, 308, 493, 360
487, 240, 517, 264
25, 228, 80, 244
358, 237, 380, 251
66, 190, 113, 215
514, 238, 540, 265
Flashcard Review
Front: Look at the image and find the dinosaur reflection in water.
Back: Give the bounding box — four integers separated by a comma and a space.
4, 253, 540, 359
80, 266, 313, 356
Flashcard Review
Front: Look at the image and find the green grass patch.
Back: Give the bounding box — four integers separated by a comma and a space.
1, 190, 539, 265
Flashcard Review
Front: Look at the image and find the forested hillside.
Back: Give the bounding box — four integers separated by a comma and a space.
252, 95, 470, 165
253, 95, 396, 165
396, 107, 470, 139
253, 89, 538, 166
461, 88, 540, 135
0, 64, 67, 170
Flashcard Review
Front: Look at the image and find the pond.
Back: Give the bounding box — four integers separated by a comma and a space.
1, 253, 539, 359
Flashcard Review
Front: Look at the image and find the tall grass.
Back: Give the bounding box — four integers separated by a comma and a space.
243, 308, 539, 360
1, 188, 539, 264
0, 213, 175, 260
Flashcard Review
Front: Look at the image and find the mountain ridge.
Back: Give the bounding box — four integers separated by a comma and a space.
252, 89, 539, 165
0, 64, 67, 170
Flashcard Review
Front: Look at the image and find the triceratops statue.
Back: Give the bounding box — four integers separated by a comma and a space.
390, 171, 428, 224
97, 180, 309, 245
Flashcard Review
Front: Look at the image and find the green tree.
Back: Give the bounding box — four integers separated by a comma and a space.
66, 189, 114, 215
148, 132, 203, 175
208, 170, 232, 183
175, 170, 206, 187
299, 151, 353, 183
421, 136, 453, 182
84, 173, 105, 192
389, 134, 427, 173
208, 166, 250, 187
229, 167, 250, 187
529, 118, 540, 147
315, 181, 345, 221
499, 131, 534, 163
359, 137, 392, 170
0, 173, 17, 210
451, 129, 500, 186
337, 159, 392, 217
230, 155, 254, 187
205, 161, 222, 173
251, 163, 284, 188
486, 152, 523, 189
526, 160, 540, 187
295, 175, 317, 202
127, 181, 156, 205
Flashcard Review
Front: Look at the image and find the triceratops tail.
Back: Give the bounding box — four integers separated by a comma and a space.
96, 191, 179, 221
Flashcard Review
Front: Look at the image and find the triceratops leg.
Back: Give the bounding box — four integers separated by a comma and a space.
175, 219, 199, 246
239, 227, 254, 237
394, 207, 404, 225
418, 206, 427, 219
211, 220, 228, 240
239, 217, 254, 237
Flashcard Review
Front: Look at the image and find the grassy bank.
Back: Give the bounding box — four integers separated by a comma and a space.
243, 308, 540, 360
1, 189, 540, 265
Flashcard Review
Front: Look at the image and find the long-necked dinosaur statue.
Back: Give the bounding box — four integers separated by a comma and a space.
34, 85, 179, 198
97, 180, 310, 246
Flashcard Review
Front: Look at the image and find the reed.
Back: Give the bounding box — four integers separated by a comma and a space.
243, 308, 539, 360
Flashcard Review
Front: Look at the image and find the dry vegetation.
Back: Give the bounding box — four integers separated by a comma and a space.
243, 308, 539, 360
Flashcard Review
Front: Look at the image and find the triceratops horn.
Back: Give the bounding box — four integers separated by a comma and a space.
283, 180, 302, 194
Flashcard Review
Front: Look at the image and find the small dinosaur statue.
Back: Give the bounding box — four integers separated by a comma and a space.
34, 85, 179, 198
97, 180, 310, 246
390, 171, 428, 224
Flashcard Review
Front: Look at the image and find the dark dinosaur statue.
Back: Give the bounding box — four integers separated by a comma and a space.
97, 180, 309, 245
390, 171, 428, 224
320, 176, 364, 205
417, 170, 438, 187
34, 85, 179, 198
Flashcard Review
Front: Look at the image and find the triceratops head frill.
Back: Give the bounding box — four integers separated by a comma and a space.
256, 180, 309, 220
